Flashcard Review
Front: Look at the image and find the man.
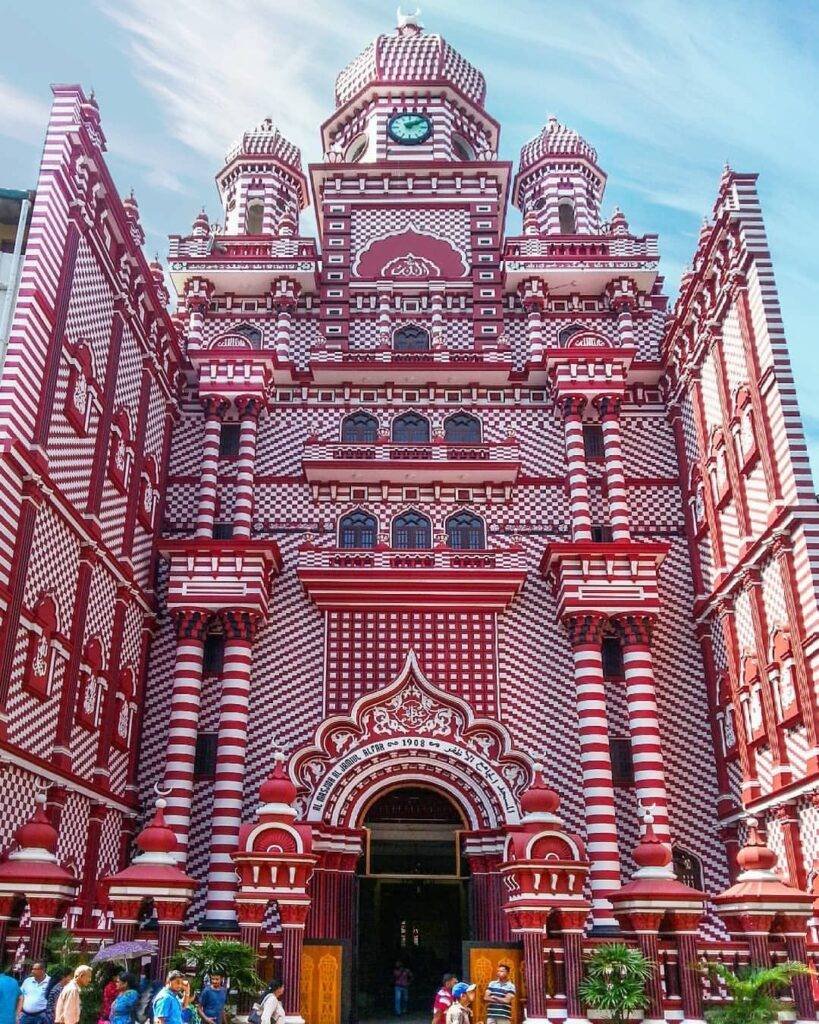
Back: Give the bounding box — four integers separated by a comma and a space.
196, 975, 227, 1024
445, 983, 475, 1024
152, 973, 187, 1024
432, 973, 457, 1024
54, 966, 91, 1024
17, 963, 49, 1024
259, 980, 285, 1024
392, 962, 413, 1018
484, 964, 515, 1024
0, 966, 20, 1024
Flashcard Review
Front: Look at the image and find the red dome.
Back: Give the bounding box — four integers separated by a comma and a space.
136, 799, 178, 856
736, 820, 778, 873
520, 764, 560, 817
15, 798, 58, 854
632, 821, 671, 869
260, 753, 296, 808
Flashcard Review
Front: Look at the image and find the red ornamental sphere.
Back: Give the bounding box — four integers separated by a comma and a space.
260, 753, 297, 808
15, 799, 58, 854
520, 764, 560, 817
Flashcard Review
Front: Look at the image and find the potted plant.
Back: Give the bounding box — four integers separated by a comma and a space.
578, 943, 652, 1023
702, 960, 810, 1024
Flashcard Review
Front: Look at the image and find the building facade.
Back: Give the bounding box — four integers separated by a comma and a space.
1, 13, 819, 1024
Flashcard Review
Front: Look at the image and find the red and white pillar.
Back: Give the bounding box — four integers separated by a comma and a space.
203, 609, 259, 927
561, 396, 592, 542
595, 395, 630, 541
232, 398, 261, 539
195, 398, 228, 538
613, 296, 636, 348
163, 609, 210, 861
613, 614, 671, 842
280, 904, 310, 1024
565, 613, 620, 928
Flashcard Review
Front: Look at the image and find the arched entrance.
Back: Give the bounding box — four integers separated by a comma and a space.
357, 785, 467, 1019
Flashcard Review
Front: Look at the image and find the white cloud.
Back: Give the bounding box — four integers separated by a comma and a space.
0, 78, 50, 145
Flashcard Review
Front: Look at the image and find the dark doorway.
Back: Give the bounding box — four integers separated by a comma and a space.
357, 788, 468, 1021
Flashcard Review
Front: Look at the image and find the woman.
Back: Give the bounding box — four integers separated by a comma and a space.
44, 969, 72, 1024
99, 973, 120, 1024
109, 974, 139, 1024
259, 981, 285, 1024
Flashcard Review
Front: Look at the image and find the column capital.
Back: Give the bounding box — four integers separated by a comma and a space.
173, 608, 211, 641
592, 394, 622, 419
558, 394, 587, 418
563, 612, 607, 647
202, 396, 230, 420
220, 608, 262, 642
236, 395, 265, 421
612, 613, 655, 647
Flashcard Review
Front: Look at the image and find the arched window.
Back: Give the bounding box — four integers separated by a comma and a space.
25, 593, 60, 699
672, 846, 704, 890
393, 325, 430, 352
452, 134, 475, 161
392, 411, 430, 444
558, 201, 576, 234
446, 510, 485, 550
108, 408, 134, 494
234, 324, 262, 347
77, 637, 106, 730
392, 510, 431, 550
246, 200, 264, 234
444, 412, 481, 444
339, 511, 378, 549
341, 411, 379, 443
346, 134, 369, 163
558, 324, 584, 346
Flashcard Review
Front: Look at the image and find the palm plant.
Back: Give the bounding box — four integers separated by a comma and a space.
168, 937, 261, 999
577, 943, 652, 1023
702, 960, 810, 1024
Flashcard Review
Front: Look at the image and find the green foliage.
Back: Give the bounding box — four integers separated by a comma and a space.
702, 960, 810, 1024
168, 938, 261, 1001
577, 943, 653, 1024
44, 929, 83, 973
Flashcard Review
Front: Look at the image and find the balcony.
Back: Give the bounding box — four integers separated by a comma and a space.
297, 542, 527, 610
167, 233, 319, 296
306, 340, 513, 386
540, 539, 669, 619
301, 437, 521, 491
160, 537, 283, 617
503, 233, 659, 294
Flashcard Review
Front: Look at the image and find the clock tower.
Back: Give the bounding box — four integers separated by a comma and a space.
311, 9, 510, 351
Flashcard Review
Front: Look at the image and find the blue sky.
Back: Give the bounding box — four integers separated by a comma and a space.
2, 0, 817, 478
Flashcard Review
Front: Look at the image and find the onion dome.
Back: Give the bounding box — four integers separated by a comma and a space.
335, 11, 486, 110
191, 209, 210, 238
224, 118, 303, 173
259, 750, 297, 816
12, 793, 58, 856
519, 115, 598, 173
632, 817, 674, 874
520, 763, 561, 821
735, 818, 778, 877
122, 189, 145, 246
0, 793, 78, 893
134, 798, 178, 862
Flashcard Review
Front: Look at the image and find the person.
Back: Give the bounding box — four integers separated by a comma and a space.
44, 970, 72, 1024
484, 964, 515, 1024
195, 975, 227, 1024
54, 966, 92, 1024
0, 966, 20, 1024
445, 983, 475, 1024
392, 962, 413, 1017
152, 973, 187, 1024
109, 975, 139, 1024
100, 974, 120, 1024
18, 963, 50, 1024
259, 980, 285, 1024
432, 973, 457, 1024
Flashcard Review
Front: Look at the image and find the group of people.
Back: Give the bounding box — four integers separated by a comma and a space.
431, 963, 516, 1024
0, 965, 234, 1024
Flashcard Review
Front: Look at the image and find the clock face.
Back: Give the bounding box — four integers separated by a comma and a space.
388, 112, 432, 145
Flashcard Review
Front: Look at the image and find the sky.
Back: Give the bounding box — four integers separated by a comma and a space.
2, 0, 817, 477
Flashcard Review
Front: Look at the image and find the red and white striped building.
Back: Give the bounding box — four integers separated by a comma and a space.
1, 12, 819, 1023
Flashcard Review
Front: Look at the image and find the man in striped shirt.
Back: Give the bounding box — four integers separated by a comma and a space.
484, 964, 515, 1024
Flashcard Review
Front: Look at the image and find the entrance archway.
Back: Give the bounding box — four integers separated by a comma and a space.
357, 785, 468, 1021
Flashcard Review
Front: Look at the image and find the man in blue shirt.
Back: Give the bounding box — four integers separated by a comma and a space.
152, 973, 186, 1024
196, 975, 227, 1024
18, 963, 49, 1024
0, 968, 20, 1024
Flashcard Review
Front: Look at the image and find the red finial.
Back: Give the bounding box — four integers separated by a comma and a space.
260, 750, 297, 808
520, 762, 560, 817
632, 808, 671, 870
135, 798, 178, 857
14, 792, 58, 854
736, 817, 778, 874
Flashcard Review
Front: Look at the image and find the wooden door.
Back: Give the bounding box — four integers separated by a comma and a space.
301, 943, 343, 1024
467, 946, 525, 1024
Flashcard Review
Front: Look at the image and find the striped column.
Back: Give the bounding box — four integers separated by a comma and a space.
613, 299, 636, 348
565, 613, 620, 929
274, 297, 295, 362
232, 398, 261, 539
430, 284, 445, 344
560, 396, 592, 541
195, 398, 228, 538
163, 609, 210, 861
613, 614, 671, 842
203, 609, 259, 927
523, 298, 545, 360
185, 293, 209, 347
595, 396, 630, 540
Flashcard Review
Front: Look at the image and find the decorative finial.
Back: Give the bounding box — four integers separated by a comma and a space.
273, 749, 286, 763
397, 6, 423, 31
154, 781, 172, 798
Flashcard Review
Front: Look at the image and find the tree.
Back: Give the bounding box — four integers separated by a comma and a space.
577, 943, 652, 1024
168, 938, 261, 999
702, 961, 810, 1024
